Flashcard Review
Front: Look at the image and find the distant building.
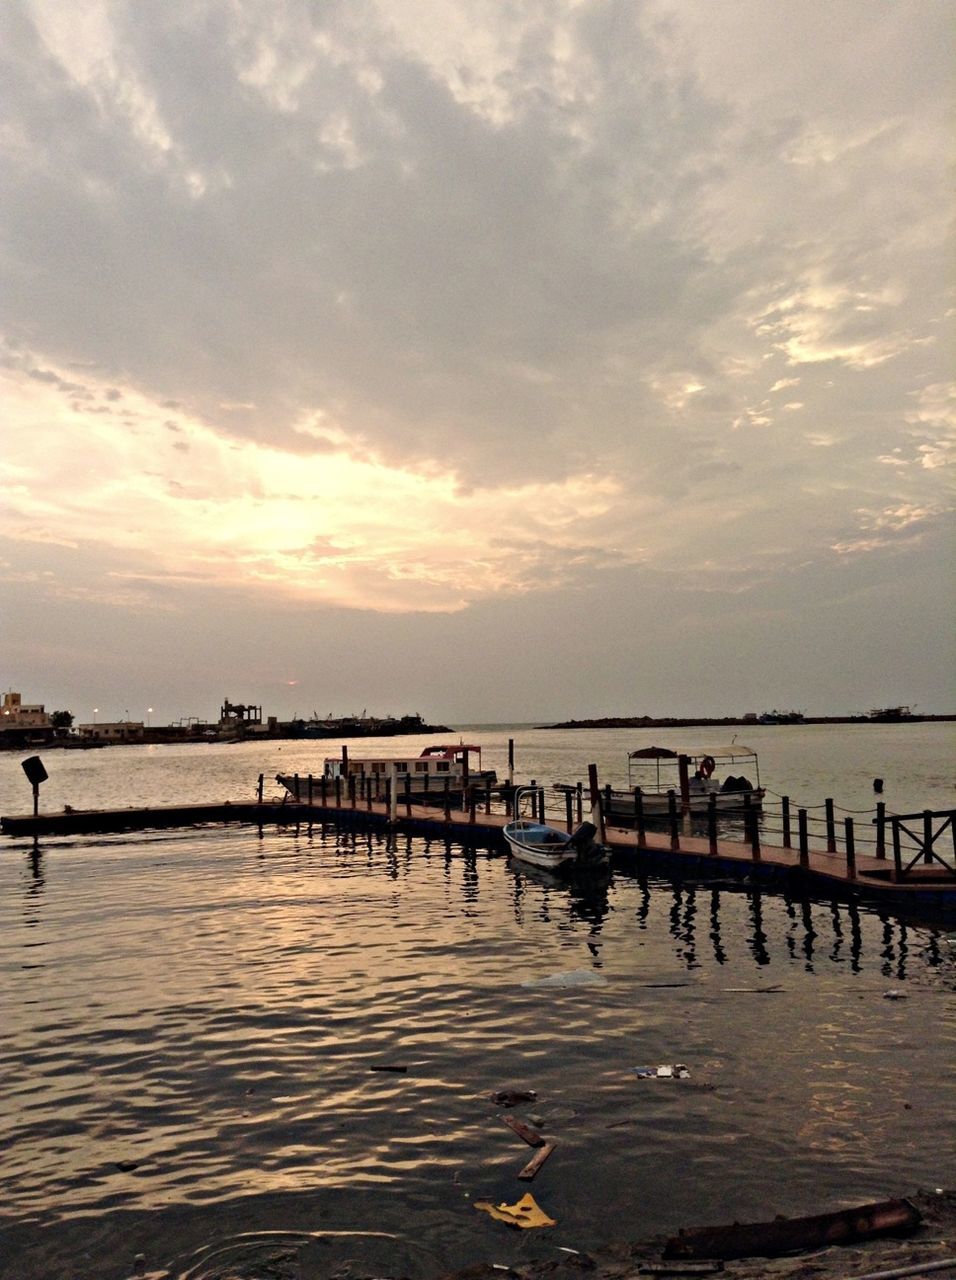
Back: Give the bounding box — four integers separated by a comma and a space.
76, 721, 146, 742
1, 691, 52, 728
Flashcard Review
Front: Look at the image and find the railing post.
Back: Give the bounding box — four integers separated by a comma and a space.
444, 777, 451, 821
257, 773, 264, 805
334, 775, 341, 808
891, 817, 902, 878
404, 774, 412, 816
366, 776, 372, 811
604, 783, 612, 825
468, 785, 476, 824
708, 793, 718, 855
308, 773, 314, 806
844, 816, 856, 880
320, 774, 327, 806
576, 781, 583, 824
588, 764, 606, 844
565, 789, 574, 834
349, 774, 356, 809
781, 795, 791, 848
485, 782, 491, 815
293, 772, 300, 804
634, 787, 646, 849
875, 801, 886, 858
798, 809, 809, 870
923, 810, 933, 864
667, 790, 680, 851
825, 798, 836, 852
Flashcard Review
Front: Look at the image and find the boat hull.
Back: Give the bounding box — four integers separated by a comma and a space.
605, 787, 764, 822
503, 820, 608, 872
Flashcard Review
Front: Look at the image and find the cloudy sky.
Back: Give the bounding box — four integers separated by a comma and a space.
1, 0, 953, 725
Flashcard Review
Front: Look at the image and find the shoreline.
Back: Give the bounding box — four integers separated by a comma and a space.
542, 714, 956, 729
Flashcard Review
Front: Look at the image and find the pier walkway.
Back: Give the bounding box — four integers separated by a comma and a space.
2, 787, 954, 916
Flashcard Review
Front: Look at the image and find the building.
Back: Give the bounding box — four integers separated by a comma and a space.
0, 691, 57, 748
75, 721, 146, 742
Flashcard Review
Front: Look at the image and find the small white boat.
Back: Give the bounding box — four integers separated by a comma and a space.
503, 789, 608, 871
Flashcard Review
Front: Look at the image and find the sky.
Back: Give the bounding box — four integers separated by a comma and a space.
1, 0, 953, 726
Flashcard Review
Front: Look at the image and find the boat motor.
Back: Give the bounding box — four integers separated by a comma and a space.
567, 821, 603, 864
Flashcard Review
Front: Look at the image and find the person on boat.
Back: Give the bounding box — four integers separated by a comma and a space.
689, 769, 708, 794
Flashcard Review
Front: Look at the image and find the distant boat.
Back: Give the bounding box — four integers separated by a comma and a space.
600, 744, 764, 823
757, 709, 804, 724
868, 705, 914, 722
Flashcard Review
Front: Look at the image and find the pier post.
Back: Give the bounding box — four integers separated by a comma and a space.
782, 796, 791, 848
366, 776, 372, 812
404, 774, 412, 816
891, 816, 902, 878
485, 782, 491, 815
320, 775, 327, 806
678, 754, 691, 816
875, 801, 886, 858
798, 809, 809, 870
603, 784, 612, 825
667, 790, 680, 851
588, 764, 606, 844
634, 788, 646, 849
745, 794, 760, 860
844, 817, 856, 880
825, 798, 836, 852
923, 810, 933, 864
257, 774, 264, 805
443, 777, 451, 821
539, 786, 546, 823
508, 739, 515, 788
334, 776, 341, 809
308, 774, 314, 806
348, 773, 356, 809
294, 773, 300, 804
708, 793, 718, 855
576, 781, 583, 824
468, 786, 476, 824
388, 765, 398, 824
565, 789, 574, 834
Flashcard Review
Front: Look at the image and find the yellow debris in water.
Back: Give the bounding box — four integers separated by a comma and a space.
474, 1192, 556, 1229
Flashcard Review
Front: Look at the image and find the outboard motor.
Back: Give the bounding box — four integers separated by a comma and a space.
568, 821, 603, 864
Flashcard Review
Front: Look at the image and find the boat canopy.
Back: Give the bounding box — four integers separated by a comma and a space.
628, 745, 757, 761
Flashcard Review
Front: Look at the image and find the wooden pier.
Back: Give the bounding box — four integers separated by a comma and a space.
2, 781, 954, 916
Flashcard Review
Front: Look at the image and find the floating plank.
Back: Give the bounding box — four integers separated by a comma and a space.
504, 1116, 545, 1147
518, 1142, 555, 1181
663, 1197, 921, 1261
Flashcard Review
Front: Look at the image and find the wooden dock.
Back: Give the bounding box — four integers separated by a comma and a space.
2, 789, 954, 916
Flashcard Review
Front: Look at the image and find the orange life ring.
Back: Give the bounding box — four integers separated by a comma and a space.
699, 756, 716, 779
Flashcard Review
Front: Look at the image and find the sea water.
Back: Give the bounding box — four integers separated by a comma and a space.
0, 724, 953, 1278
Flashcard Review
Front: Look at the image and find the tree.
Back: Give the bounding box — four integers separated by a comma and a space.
50, 710, 74, 729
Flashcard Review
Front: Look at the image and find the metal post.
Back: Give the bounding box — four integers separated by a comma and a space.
875, 801, 886, 859
923, 810, 933, 864
667, 790, 680, 851
781, 795, 791, 848
565, 789, 574, 833
798, 809, 809, 870
708, 793, 718, 855
891, 816, 902, 878
825, 798, 836, 852
844, 816, 856, 880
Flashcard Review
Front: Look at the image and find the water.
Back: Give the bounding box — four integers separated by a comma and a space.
0, 725, 954, 1278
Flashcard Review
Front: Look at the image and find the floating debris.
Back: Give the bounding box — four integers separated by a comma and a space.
489, 1089, 537, 1107
634, 1064, 690, 1080
521, 969, 608, 988
474, 1192, 556, 1229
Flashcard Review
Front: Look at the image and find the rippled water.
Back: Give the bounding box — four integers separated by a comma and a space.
0, 726, 954, 1278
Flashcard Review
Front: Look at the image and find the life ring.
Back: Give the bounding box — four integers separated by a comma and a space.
699, 756, 716, 779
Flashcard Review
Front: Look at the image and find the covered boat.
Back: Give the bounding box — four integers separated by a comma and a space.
603, 744, 763, 823
503, 789, 608, 871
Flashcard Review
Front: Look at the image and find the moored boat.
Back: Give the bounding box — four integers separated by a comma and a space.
503, 789, 608, 871
277, 742, 496, 803
602, 744, 764, 823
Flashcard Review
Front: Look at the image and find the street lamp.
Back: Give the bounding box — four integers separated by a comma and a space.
147, 707, 153, 727
93, 708, 98, 724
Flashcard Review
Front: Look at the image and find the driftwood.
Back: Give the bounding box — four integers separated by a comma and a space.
518, 1142, 555, 1181
503, 1115, 545, 1147
663, 1197, 921, 1261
